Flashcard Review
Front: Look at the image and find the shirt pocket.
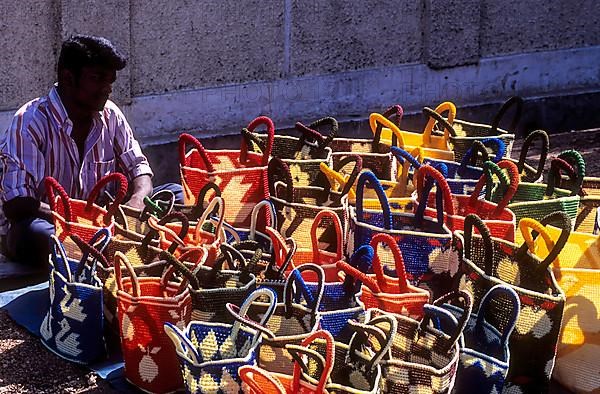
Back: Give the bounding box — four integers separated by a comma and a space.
84, 159, 117, 195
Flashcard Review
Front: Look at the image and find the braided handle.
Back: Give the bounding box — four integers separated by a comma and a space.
370, 233, 410, 294
355, 171, 393, 230
45, 176, 72, 222
242, 116, 275, 166
491, 96, 523, 133
308, 116, 339, 146
423, 102, 457, 141
86, 172, 128, 225
178, 133, 215, 172
267, 158, 294, 202
463, 214, 494, 276
311, 210, 343, 265
517, 130, 550, 182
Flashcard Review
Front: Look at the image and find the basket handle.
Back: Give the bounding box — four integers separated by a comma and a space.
44, 177, 72, 223
460, 140, 490, 170
333, 154, 363, 198
114, 251, 140, 297
140, 189, 176, 222
546, 157, 579, 197
267, 158, 295, 203
554, 150, 586, 196
250, 200, 277, 240
159, 250, 202, 293
373, 104, 404, 147
337, 260, 381, 293
463, 214, 494, 276
516, 130, 549, 182
195, 196, 225, 244
470, 160, 519, 214
422, 103, 457, 143
476, 284, 520, 345
428, 290, 473, 351
491, 96, 523, 134
50, 234, 73, 281
229, 287, 279, 344
318, 155, 363, 201
414, 165, 454, 226
311, 210, 343, 265
369, 113, 406, 147
145, 212, 189, 254
518, 211, 572, 272
164, 322, 201, 365
263, 226, 297, 277
183, 181, 222, 221
341, 244, 375, 293
319, 161, 353, 199
285, 264, 324, 320
370, 233, 410, 294
288, 330, 335, 394
178, 133, 215, 173
308, 116, 339, 147
70, 232, 111, 277
241, 116, 275, 166
391, 146, 423, 196
86, 173, 128, 225
347, 313, 397, 369
355, 171, 393, 230
238, 366, 287, 394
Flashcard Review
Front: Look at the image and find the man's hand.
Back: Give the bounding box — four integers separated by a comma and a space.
125, 194, 146, 210
125, 174, 153, 210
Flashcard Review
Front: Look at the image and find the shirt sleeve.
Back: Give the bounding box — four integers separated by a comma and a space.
109, 103, 154, 180
0, 110, 46, 202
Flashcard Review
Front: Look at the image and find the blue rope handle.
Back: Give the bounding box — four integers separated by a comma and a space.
355, 171, 393, 230
476, 284, 521, 345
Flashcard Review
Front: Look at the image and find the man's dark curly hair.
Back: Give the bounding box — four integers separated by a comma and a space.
57, 35, 127, 78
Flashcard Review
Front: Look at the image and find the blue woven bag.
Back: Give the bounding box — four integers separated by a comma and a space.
436, 286, 520, 394
40, 229, 110, 364
164, 288, 277, 394
347, 169, 455, 299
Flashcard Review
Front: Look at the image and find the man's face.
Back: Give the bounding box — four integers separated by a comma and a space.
72, 65, 117, 112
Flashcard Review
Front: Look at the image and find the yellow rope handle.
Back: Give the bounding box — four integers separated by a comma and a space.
319, 162, 356, 200
368, 112, 406, 147
423, 101, 457, 143
518, 218, 558, 264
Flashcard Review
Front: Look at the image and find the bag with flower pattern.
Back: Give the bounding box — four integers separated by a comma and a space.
114, 250, 197, 393
164, 288, 278, 394
454, 214, 567, 393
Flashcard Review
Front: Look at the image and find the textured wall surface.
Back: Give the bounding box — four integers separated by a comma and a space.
0, 0, 59, 110
481, 0, 600, 55
1, 0, 599, 135
130, 0, 285, 96
290, 0, 422, 76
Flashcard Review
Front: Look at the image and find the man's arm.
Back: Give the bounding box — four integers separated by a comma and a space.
125, 174, 153, 210
3, 197, 53, 223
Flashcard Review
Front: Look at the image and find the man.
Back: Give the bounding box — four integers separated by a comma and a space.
0, 35, 181, 266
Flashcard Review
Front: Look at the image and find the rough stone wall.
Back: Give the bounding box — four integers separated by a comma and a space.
1, 0, 599, 126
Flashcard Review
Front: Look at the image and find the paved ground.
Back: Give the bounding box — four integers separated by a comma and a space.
1, 128, 598, 393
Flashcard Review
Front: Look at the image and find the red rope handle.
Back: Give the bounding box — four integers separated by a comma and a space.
291, 330, 335, 394
382, 104, 404, 127
243, 116, 275, 166
311, 210, 343, 265
415, 165, 455, 216
336, 261, 381, 293
44, 176, 72, 223
370, 233, 410, 293
85, 172, 128, 225
178, 133, 215, 172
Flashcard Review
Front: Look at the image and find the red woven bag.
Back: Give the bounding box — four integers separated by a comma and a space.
179, 116, 274, 228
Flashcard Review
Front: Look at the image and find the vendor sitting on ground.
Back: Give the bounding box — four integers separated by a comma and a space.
0, 34, 182, 267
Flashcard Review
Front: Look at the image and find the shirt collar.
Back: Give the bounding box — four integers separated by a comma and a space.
48, 83, 106, 131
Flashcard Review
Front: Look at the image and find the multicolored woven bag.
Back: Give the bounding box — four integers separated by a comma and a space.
440, 96, 522, 163
294, 315, 397, 394
492, 154, 583, 237
164, 288, 278, 394
454, 214, 567, 393
45, 173, 127, 256
338, 233, 430, 317
415, 160, 518, 241
115, 250, 196, 393
234, 264, 324, 375
179, 116, 273, 228
556, 149, 600, 234
268, 157, 358, 247
370, 103, 457, 161
437, 286, 520, 394
329, 105, 404, 180
519, 214, 600, 393
40, 232, 108, 364
347, 170, 456, 299
371, 301, 467, 394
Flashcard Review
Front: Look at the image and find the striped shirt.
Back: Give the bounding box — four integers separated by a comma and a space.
0, 85, 153, 235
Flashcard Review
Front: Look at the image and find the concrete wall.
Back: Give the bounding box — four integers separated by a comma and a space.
1, 0, 599, 142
